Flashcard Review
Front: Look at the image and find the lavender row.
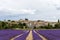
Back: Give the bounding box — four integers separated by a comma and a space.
15, 31, 29, 40
36, 30, 60, 40
0, 29, 26, 40
32, 30, 42, 40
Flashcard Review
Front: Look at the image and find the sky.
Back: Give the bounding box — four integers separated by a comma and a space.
0, 0, 60, 21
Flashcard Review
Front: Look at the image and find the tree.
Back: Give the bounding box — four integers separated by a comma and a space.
23, 23, 26, 26
40, 23, 53, 29
47, 23, 53, 29
11, 20, 15, 22
58, 19, 60, 23
8, 20, 11, 22
33, 26, 36, 29
25, 18, 28, 21
0, 22, 8, 29
23, 23, 27, 29
0, 21, 2, 29
54, 23, 60, 29
18, 22, 23, 28
10, 24, 18, 28
37, 20, 40, 22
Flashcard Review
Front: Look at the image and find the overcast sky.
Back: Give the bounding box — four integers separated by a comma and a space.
0, 0, 60, 21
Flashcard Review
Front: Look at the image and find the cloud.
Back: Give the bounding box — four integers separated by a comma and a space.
0, 0, 60, 21
0, 8, 36, 15
9, 9, 36, 14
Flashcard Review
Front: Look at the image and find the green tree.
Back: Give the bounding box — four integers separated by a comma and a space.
58, 19, 60, 23
18, 22, 23, 28
10, 24, 18, 28
8, 20, 11, 22
54, 23, 60, 29
23, 23, 27, 29
25, 18, 28, 21
0, 21, 2, 29
33, 26, 36, 29
1, 22, 8, 29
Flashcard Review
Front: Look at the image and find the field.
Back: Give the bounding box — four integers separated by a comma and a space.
0, 29, 60, 40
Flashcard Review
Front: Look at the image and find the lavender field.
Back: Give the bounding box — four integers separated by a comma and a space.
36, 30, 60, 40
0, 29, 60, 40
0, 29, 29, 40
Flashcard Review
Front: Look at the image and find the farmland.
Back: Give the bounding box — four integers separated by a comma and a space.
0, 29, 60, 40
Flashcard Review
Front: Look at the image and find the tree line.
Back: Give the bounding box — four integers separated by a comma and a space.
0, 19, 60, 29
0, 20, 28, 29
33, 19, 60, 29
